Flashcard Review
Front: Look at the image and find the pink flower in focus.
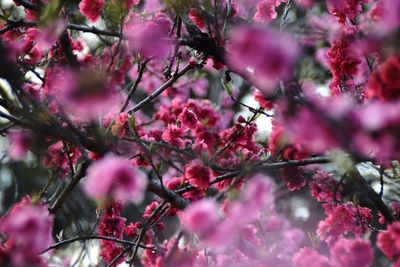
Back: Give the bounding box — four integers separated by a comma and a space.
226, 26, 299, 94
284, 107, 339, 153
162, 124, 185, 148
79, 0, 105, 22
178, 107, 199, 129
254, 89, 274, 110
98, 202, 126, 265
184, 160, 213, 190
84, 154, 148, 204
111, 112, 130, 138
180, 199, 220, 236
310, 171, 341, 203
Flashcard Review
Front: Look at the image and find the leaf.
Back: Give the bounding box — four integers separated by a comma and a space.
40, 0, 66, 26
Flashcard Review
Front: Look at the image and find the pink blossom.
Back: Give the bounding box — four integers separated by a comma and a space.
79, 0, 105, 22
318, 202, 372, 245
98, 202, 126, 265
254, 89, 274, 110
378, 221, 400, 261
310, 171, 341, 203
0, 197, 53, 266
326, 0, 369, 24
254, 0, 284, 23
331, 238, 374, 267
84, 154, 148, 204
111, 112, 130, 138
241, 174, 274, 212
184, 160, 213, 190
162, 124, 185, 148
189, 9, 206, 31
44, 66, 120, 121
226, 26, 299, 94
180, 199, 220, 236
8, 130, 29, 161
178, 107, 199, 129
126, 13, 174, 58
293, 247, 332, 267
371, 0, 400, 33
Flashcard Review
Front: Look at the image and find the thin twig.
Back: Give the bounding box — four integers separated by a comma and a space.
127, 63, 194, 114
40, 235, 159, 254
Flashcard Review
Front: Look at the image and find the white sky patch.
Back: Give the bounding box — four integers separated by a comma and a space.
316, 83, 330, 97
290, 197, 310, 221
235, 94, 273, 141
1, 0, 14, 8
25, 68, 44, 85
79, 20, 106, 50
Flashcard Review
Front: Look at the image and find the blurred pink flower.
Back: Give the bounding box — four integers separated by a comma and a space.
0, 197, 53, 266
226, 26, 299, 94
254, 0, 284, 23
331, 238, 374, 267
180, 199, 220, 236
84, 154, 148, 204
8, 130, 29, 161
293, 247, 332, 267
44, 66, 121, 121
126, 13, 174, 58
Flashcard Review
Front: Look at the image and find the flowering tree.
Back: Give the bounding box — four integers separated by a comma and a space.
0, 0, 400, 266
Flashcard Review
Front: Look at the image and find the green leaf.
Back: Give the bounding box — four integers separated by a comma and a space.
40, 0, 66, 26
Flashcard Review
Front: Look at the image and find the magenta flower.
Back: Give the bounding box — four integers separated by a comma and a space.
378, 221, 400, 261
293, 247, 332, 267
331, 238, 374, 267
226, 26, 299, 94
79, 0, 105, 22
8, 130, 29, 161
184, 160, 213, 190
254, 0, 283, 23
180, 199, 220, 237
0, 197, 54, 266
84, 154, 148, 204
126, 13, 174, 59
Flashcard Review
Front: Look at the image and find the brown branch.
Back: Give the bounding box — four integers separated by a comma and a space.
0, 20, 121, 37
148, 180, 189, 210
40, 235, 159, 254
49, 160, 90, 214
119, 59, 150, 113
348, 167, 394, 223
127, 63, 194, 114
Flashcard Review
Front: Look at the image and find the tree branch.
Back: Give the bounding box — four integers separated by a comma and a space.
127, 63, 194, 114
49, 160, 90, 214
40, 235, 160, 254
148, 179, 189, 210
